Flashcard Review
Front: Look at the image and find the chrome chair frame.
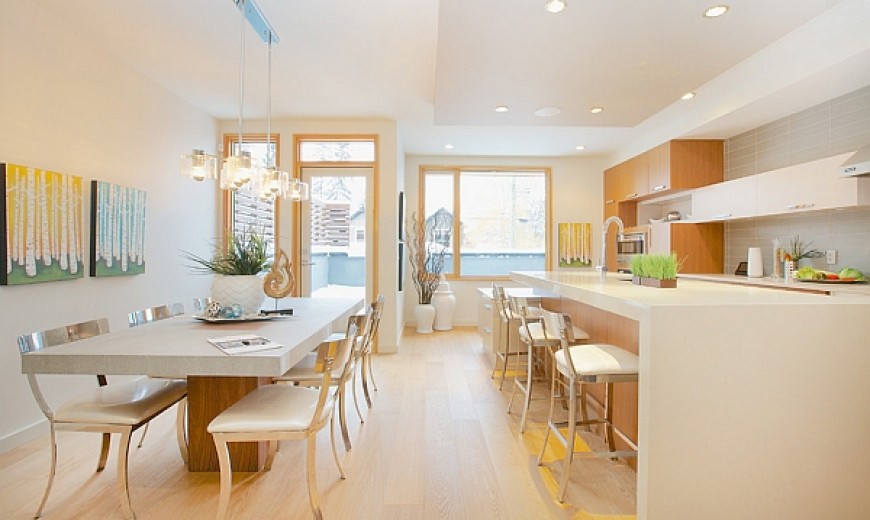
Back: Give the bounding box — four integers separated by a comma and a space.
490, 284, 527, 391
127, 303, 188, 460
536, 314, 639, 502
273, 315, 368, 452
18, 318, 187, 519
209, 323, 358, 520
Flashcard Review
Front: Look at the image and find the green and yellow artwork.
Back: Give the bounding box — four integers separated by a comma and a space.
90, 181, 146, 277
1, 163, 85, 285
558, 222, 592, 268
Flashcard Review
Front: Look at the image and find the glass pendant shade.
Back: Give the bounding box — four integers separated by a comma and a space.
286, 178, 310, 201
220, 151, 253, 191
180, 149, 218, 181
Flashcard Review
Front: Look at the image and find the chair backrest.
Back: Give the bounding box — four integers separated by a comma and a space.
491, 284, 510, 321
128, 304, 172, 327
17, 318, 111, 420
310, 322, 358, 428
169, 302, 185, 316
362, 294, 385, 355
540, 308, 575, 343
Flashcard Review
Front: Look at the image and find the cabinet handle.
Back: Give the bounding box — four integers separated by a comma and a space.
605, 199, 616, 204
785, 203, 815, 211
712, 213, 732, 219
652, 184, 668, 192
625, 193, 638, 199
483, 328, 492, 334
483, 304, 492, 310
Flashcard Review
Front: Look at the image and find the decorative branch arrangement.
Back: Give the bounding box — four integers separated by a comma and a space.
405, 212, 446, 304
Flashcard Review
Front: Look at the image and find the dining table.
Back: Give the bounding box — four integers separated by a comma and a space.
20, 296, 364, 472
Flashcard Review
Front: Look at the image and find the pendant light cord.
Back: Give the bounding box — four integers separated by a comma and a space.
237, 6, 245, 153
266, 37, 273, 168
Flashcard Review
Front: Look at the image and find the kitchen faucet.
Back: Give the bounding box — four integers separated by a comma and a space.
596, 216, 625, 279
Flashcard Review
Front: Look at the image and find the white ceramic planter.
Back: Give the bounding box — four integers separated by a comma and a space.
415, 303, 436, 333
210, 274, 266, 317
431, 280, 456, 331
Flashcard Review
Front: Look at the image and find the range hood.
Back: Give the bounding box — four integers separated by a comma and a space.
840, 144, 870, 176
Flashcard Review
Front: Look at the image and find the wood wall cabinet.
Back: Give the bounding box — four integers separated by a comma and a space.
649, 222, 724, 274
648, 140, 724, 196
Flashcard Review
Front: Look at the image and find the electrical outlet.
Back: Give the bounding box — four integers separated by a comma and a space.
826, 250, 837, 265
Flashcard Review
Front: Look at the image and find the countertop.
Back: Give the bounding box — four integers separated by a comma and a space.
679, 272, 870, 296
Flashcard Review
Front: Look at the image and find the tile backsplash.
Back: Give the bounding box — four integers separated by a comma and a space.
725, 208, 870, 276
722, 86, 870, 276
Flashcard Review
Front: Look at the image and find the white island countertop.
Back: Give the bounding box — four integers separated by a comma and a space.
511, 270, 870, 520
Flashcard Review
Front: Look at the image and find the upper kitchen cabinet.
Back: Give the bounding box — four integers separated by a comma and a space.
623, 154, 650, 201
691, 175, 758, 221
648, 140, 724, 196
755, 152, 870, 216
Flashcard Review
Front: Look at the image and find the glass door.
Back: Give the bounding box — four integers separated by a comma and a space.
299, 167, 372, 299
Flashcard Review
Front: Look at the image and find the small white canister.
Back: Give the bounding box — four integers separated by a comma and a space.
747, 247, 763, 278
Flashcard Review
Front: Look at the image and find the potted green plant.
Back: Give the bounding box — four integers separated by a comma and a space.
629, 253, 680, 288
184, 230, 271, 316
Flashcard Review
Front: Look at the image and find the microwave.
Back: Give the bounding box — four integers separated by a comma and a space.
616, 229, 648, 273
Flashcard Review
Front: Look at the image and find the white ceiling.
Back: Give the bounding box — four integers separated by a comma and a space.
32, 0, 870, 159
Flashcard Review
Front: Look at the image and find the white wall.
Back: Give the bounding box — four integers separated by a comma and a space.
219, 118, 403, 353
0, 2, 218, 451
402, 155, 607, 328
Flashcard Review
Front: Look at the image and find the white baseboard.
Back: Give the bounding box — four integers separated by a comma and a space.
0, 419, 48, 454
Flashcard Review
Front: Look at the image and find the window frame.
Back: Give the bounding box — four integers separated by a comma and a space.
221, 133, 281, 249
418, 165, 552, 281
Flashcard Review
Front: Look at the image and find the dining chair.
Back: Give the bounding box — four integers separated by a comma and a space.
127, 303, 188, 461
18, 318, 188, 519
208, 323, 358, 520
272, 313, 369, 451
356, 295, 384, 412
508, 299, 590, 433
536, 313, 639, 502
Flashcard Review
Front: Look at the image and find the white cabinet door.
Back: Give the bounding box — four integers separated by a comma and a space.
691, 175, 757, 221
755, 153, 859, 216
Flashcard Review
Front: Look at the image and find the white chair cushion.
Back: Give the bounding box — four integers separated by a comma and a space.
54, 377, 186, 425
207, 385, 333, 434
554, 344, 639, 378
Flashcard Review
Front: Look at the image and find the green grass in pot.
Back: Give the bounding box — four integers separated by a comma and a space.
629, 253, 680, 280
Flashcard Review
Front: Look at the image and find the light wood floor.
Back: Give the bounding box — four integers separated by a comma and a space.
0, 327, 636, 520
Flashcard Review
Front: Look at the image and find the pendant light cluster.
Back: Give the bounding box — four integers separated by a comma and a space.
180, 0, 308, 202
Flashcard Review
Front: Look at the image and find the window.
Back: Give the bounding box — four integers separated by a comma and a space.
420, 166, 549, 277
299, 140, 375, 162
223, 134, 278, 255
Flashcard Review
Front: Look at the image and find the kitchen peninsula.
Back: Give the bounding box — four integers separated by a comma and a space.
512, 270, 870, 520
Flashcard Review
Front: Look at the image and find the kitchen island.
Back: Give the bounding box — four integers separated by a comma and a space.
512, 270, 870, 520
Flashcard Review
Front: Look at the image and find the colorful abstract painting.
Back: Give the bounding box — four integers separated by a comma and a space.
558, 222, 593, 268
1, 163, 85, 285
90, 180, 146, 277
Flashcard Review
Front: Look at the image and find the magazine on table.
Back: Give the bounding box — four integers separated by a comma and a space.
208, 334, 283, 355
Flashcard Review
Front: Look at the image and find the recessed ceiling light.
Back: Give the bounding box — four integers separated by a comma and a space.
681, 92, 696, 100
534, 106, 561, 117
544, 0, 566, 14
704, 5, 729, 18
444, 144, 454, 150
575, 145, 586, 151
494, 105, 509, 113
589, 107, 604, 114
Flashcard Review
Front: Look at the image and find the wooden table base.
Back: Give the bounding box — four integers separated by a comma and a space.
187, 376, 271, 472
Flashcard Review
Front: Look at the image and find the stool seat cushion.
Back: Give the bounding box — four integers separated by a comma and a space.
554, 344, 639, 378
208, 384, 332, 433
55, 377, 187, 425
519, 322, 590, 345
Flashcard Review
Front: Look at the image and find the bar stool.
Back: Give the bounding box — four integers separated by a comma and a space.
507, 298, 590, 433
490, 284, 527, 390
537, 314, 639, 502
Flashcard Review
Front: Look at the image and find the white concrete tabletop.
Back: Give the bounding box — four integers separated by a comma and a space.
21, 297, 363, 378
